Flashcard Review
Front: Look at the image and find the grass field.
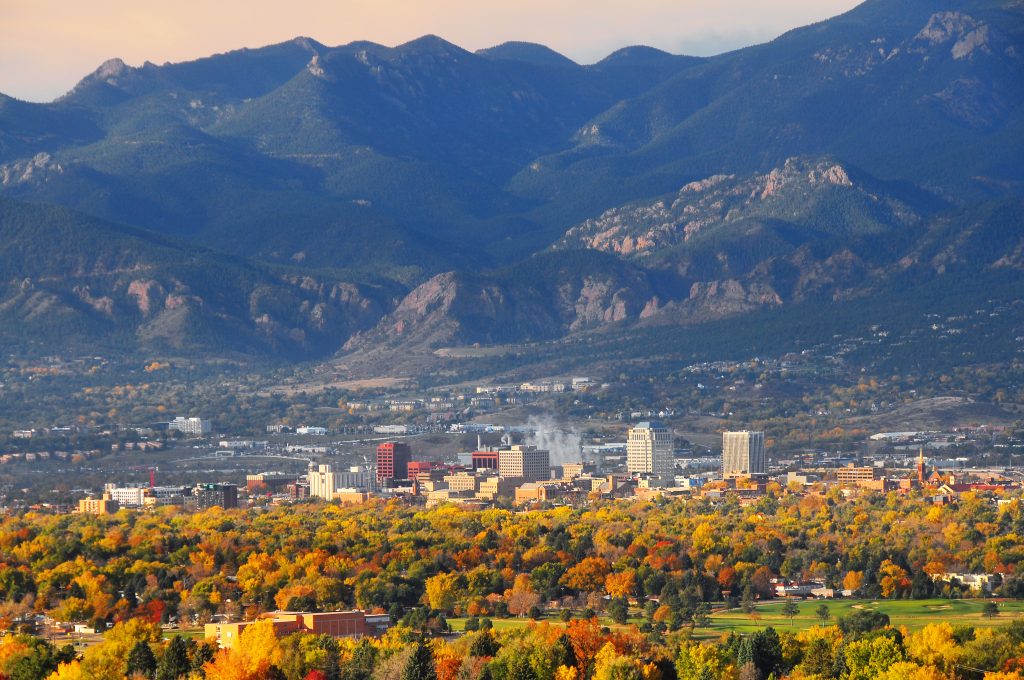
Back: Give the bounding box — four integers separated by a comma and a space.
448, 600, 1024, 637
703, 599, 1024, 638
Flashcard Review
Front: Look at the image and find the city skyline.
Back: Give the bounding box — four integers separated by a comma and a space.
2, 0, 862, 102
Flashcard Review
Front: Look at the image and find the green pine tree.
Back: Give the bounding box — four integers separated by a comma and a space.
156, 636, 190, 680
127, 641, 158, 679
400, 640, 436, 680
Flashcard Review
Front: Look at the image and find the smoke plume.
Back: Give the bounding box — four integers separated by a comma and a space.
524, 415, 582, 467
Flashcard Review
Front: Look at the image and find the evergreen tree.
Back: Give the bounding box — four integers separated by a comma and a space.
400, 640, 436, 680
507, 657, 537, 680
748, 628, 783, 678
607, 597, 629, 625
736, 638, 753, 669
551, 633, 577, 671
342, 638, 377, 680
127, 640, 158, 679
469, 631, 500, 658
156, 635, 190, 680
694, 602, 712, 628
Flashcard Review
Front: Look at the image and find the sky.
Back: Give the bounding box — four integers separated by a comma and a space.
2, 0, 861, 103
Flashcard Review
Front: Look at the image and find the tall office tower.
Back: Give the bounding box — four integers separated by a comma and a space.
722, 431, 766, 479
626, 422, 674, 477
192, 483, 238, 510
376, 442, 412, 483
497, 445, 551, 482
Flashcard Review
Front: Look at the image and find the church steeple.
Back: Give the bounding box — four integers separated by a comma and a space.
917, 447, 925, 485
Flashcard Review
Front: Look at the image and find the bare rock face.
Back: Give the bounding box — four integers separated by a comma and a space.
913, 12, 993, 60
72, 285, 115, 317
343, 264, 662, 352
344, 272, 518, 350
0, 153, 64, 187
555, 157, 911, 258
564, 276, 649, 330
640, 279, 783, 326
127, 279, 165, 316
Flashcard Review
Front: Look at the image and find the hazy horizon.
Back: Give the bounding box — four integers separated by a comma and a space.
2, 0, 860, 103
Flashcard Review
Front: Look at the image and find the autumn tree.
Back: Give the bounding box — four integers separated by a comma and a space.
424, 574, 460, 613
878, 560, 911, 599
505, 575, 541, 618
204, 619, 283, 680
843, 571, 865, 595
560, 558, 609, 594
604, 572, 636, 599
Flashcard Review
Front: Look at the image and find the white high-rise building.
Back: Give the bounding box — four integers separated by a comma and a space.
722, 431, 766, 479
626, 422, 674, 477
103, 484, 148, 508
308, 464, 375, 500
169, 416, 211, 436
308, 464, 339, 501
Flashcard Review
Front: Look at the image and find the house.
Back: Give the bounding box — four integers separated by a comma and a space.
932, 573, 1000, 593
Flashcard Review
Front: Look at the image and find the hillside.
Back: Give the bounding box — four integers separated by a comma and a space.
0, 0, 1020, 365
0, 198, 395, 357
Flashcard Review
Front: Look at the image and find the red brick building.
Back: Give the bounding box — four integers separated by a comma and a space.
206, 610, 390, 648
471, 450, 499, 471
376, 442, 411, 483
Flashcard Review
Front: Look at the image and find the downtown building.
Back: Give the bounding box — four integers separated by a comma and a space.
497, 445, 551, 482
309, 464, 376, 500
169, 416, 212, 436
376, 442, 412, 484
722, 430, 766, 479
626, 422, 674, 478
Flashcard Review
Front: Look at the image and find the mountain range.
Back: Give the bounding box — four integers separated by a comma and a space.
0, 0, 1021, 368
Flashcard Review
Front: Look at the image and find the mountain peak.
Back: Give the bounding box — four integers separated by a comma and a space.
290, 36, 324, 53
92, 58, 130, 80
596, 45, 679, 66
476, 41, 578, 68
397, 34, 469, 56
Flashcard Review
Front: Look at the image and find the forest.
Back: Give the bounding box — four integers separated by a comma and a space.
0, 487, 1023, 678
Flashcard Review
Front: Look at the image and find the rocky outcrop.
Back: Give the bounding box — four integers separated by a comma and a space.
0, 153, 64, 187
912, 12, 994, 60
640, 279, 783, 326
344, 264, 661, 352
556, 157, 919, 257
345, 272, 553, 350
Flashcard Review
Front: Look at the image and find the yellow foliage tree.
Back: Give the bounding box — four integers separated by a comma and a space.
555, 665, 579, 680
593, 642, 643, 680
905, 622, 959, 672
604, 571, 636, 599
843, 570, 865, 593
873, 662, 947, 680
424, 573, 461, 612
878, 560, 910, 598
75, 619, 163, 680
46, 661, 85, 680
205, 619, 282, 680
